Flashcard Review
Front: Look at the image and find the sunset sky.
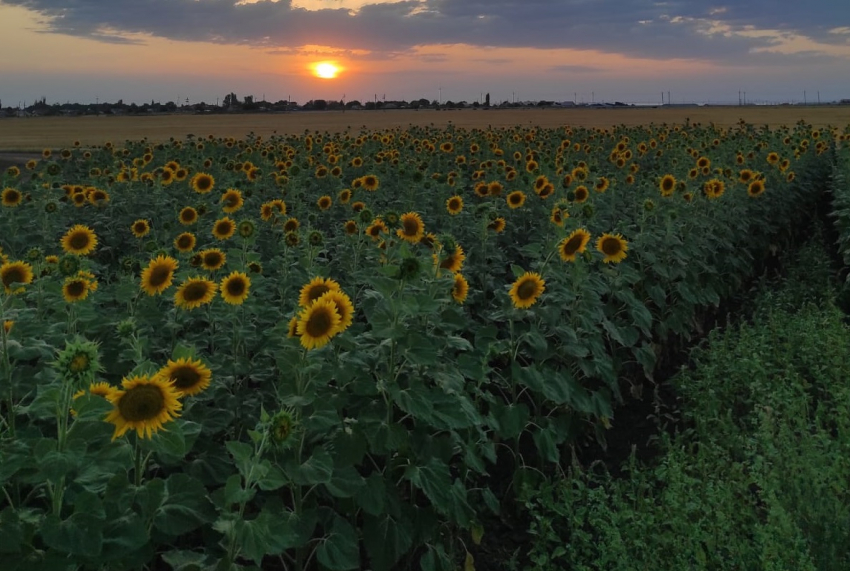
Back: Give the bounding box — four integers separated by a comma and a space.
1, 0, 849, 107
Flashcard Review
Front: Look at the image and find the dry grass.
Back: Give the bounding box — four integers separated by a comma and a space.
1, 106, 849, 151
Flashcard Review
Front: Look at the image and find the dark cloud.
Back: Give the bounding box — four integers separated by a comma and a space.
2, 0, 848, 64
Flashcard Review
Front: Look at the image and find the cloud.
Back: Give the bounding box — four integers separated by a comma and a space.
2, 0, 849, 65
548, 65, 603, 73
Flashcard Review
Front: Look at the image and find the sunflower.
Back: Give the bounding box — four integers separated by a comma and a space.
179, 206, 199, 226
140, 255, 179, 295
506, 191, 526, 209
287, 316, 300, 338
488, 217, 506, 233
361, 175, 380, 191
212, 217, 236, 240
397, 212, 425, 243
446, 196, 464, 215
659, 174, 676, 197
131, 219, 151, 238
703, 178, 725, 200
191, 173, 215, 194
220, 271, 251, 305
509, 272, 545, 309
747, 180, 766, 197
317, 195, 333, 211
550, 207, 566, 226
473, 182, 488, 198
451, 273, 469, 304
366, 219, 388, 240
558, 229, 591, 262
199, 248, 226, 271
2, 187, 23, 207
488, 181, 504, 196
572, 185, 589, 203
594, 177, 610, 193
298, 276, 341, 307
62, 276, 91, 302
174, 277, 217, 310
61, 225, 98, 256
351, 201, 366, 213
158, 357, 212, 397
1, 261, 34, 294
283, 218, 300, 233
220, 189, 244, 213
766, 152, 780, 165
696, 156, 711, 169
105, 374, 182, 440
318, 289, 354, 332
738, 169, 756, 184
596, 233, 628, 264
343, 220, 358, 235
296, 298, 342, 350
435, 244, 466, 274
174, 232, 196, 253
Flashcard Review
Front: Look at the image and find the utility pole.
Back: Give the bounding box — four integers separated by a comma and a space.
591, 91, 594, 104
804, 90, 807, 105
818, 91, 821, 105
439, 86, 442, 105
668, 91, 671, 105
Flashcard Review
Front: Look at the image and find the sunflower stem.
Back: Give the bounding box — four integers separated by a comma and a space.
0, 297, 15, 438
133, 437, 145, 486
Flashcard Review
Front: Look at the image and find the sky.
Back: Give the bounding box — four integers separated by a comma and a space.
1, 0, 849, 107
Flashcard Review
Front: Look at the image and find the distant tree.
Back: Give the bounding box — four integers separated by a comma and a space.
485, 93, 490, 106
223, 93, 240, 107
312, 99, 328, 111
345, 100, 362, 109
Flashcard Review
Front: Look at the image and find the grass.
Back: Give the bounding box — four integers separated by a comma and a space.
1, 106, 849, 151
516, 229, 850, 571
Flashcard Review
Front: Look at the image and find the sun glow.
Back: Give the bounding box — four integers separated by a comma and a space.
313, 61, 340, 79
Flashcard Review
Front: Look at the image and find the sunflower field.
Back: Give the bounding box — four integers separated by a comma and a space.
0, 121, 843, 570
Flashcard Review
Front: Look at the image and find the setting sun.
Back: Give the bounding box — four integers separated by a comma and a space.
313, 62, 339, 79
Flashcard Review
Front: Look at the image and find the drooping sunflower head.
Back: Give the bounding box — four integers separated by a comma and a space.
174, 276, 218, 310
298, 276, 341, 307
158, 357, 212, 397
487, 217, 506, 233
509, 272, 545, 309
105, 374, 183, 440
596, 232, 629, 264
396, 212, 425, 243
487, 181, 504, 196
191, 172, 215, 194
1, 261, 34, 294
594, 177, 610, 193
212, 217, 236, 240
140, 255, 179, 296
559, 228, 592, 262
435, 244, 466, 274
199, 248, 226, 271
296, 298, 342, 350
61, 224, 98, 256
451, 273, 469, 304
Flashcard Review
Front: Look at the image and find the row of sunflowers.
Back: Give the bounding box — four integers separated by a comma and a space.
0, 121, 842, 570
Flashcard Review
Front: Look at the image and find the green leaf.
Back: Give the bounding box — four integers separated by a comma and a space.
256, 462, 287, 491
236, 508, 297, 565
405, 458, 452, 512
284, 447, 333, 486
153, 473, 216, 536
316, 516, 360, 571
161, 550, 208, 571
355, 473, 387, 516
0, 508, 23, 553
532, 426, 560, 463
364, 513, 414, 571
224, 474, 256, 506
41, 513, 104, 557
225, 440, 254, 478
325, 466, 366, 498
510, 264, 526, 278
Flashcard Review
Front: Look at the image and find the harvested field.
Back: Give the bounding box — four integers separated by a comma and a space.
1, 105, 849, 151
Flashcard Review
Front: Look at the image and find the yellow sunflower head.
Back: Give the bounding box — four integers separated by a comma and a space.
506, 191, 526, 209
158, 357, 212, 397
509, 272, 545, 309
487, 217, 506, 233
191, 172, 215, 194
446, 196, 464, 215
179, 206, 199, 226
396, 212, 425, 243
220, 271, 251, 305
596, 233, 628, 264
105, 374, 183, 440
659, 174, 676, 197
451, 273, 469, 304
318, 289, 354, 332
220, 189, 244, 213
199, 248, 226, 271
174, 232, 196, 253
559, 228, 592, 262
131, 219, 151, 238
61, 224, 98, 256
317, 195, 333, 211
747, 179, 766, 198
140, 255, 179, 296
298, 276, 342, 307
212, 217, 236, 240
1, 261, 34, 294
62, 275, 91, 303
296, 298, 342, 350
174, 277, 218, 310
2, 187, 23, 207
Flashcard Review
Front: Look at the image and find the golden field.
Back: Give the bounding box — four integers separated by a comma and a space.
1, 105, 850, 151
